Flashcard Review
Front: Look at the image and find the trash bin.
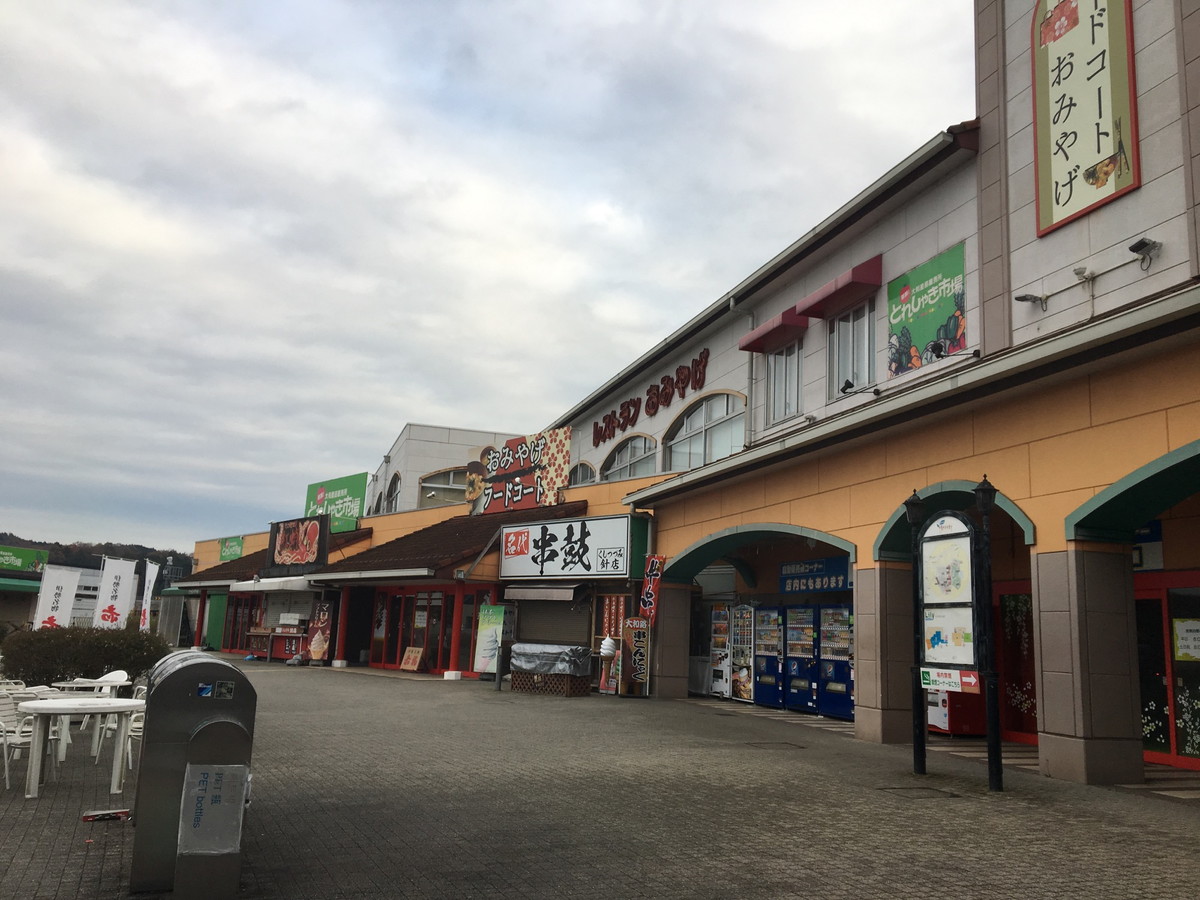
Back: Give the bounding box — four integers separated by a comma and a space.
129, 651, 257, 898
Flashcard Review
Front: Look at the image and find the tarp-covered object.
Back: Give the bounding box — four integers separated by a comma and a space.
509, 643, 592, 677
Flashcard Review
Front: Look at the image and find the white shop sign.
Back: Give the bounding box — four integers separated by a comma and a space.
500, 515, 630, 579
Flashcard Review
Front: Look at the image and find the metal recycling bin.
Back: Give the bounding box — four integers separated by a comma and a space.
130, 651, 257, 898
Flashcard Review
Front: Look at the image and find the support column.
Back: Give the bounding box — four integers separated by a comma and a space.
652, 583, 691, 699
853, 563, 917, 744
192, 589, 208, 650
1033, 544, 1142, 784
447, 582, 465, 675
333, 586, 350, 668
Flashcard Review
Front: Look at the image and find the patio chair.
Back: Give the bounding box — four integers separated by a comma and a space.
78, 670, 128, 734
0, 693, 58, 790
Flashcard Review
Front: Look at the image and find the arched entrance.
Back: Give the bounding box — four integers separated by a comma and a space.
868, 480, 1036, 744
666, 524, 859, 720
1066, 438, 1200, 772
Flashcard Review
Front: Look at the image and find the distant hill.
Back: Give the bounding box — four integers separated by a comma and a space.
0, 533, 189, 570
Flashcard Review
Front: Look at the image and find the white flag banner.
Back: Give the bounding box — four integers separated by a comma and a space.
33, 565, 81, 630
93, 557, 138, 629
140, 560, 160, 632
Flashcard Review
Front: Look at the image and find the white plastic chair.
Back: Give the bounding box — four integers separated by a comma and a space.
78, 670, 128, 734
0, 693, 58, 789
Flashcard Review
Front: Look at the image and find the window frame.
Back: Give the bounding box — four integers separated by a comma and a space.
827, 298, 876, 398
600, 435, 658, 482
766, 341, 803, 424
663, 392, 746, 472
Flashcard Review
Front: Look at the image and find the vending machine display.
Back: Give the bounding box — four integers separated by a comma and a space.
753, 607, 784, 708
818, 605, 854, 720
730, 605, 755, 702
710, 604, 731, 698
785, 606, 818, 712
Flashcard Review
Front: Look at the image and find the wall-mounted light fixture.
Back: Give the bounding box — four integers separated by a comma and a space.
1129, 237, 1161, 270
839, 379, 881, 397
1014, 293, 1048, 311
803, 414, 817, 424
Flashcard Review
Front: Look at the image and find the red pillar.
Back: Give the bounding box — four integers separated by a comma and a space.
334, 586, 350, 667
193, 588, 208, 649
448, 582, 465, 672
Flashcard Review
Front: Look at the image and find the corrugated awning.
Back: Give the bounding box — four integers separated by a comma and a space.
0, 577, 40, 593
503, 584, 580, 602
229, 576, 317, 593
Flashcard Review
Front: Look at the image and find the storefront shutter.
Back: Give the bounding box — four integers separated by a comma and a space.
516, 599, 590, 644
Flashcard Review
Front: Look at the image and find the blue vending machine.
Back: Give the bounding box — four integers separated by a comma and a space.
784, 606, 818, 712
753, 607, 784, 708
817, 605, 854, 720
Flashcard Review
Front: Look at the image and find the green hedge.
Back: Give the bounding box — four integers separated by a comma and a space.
0, 626, 173, 688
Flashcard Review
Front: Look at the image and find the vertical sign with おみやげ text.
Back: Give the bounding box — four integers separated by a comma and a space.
1032, 0, 1139, 234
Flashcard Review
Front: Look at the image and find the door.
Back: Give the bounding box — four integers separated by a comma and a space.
784, 606, 817, 712
816, 605, 854, 720
753, 607, 784, 708
1136, 594, 1170, 754
996, 586, 1037, 743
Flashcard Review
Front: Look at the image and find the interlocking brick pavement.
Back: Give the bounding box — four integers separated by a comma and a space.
3, 655, 1200, 899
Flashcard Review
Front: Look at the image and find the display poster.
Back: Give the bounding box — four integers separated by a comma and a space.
265, 515, 328, 575
218, 536, 244, 562
500, 514, 631, 578
92, 557, 138, 629
305, 472, 368, 534
921, 533, 973, 606
780, 556, 852, 594
178, 764, 249, 855
1032, 0, 1139, 235
33, 565, 81, 630
599, 595, 625, 694
1174, 619, 1200, 663
924, 607, 976, 666
0, 544, 48, 572
467, 427, 572, 515
306, 600, 332, 662
472, 603, 508, 674
887, 243, 966, 378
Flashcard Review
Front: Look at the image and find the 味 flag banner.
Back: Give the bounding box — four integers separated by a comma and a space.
33, 565, 81, 630
93, 556, 138, 629
140, 560, 160, 632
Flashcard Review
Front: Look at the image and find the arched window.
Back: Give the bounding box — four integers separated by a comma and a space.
600, 436, 657, 481
385, 473, 401, 513
664, 393, 744, 471
569, 463, 597, 486
419, 468, 469, 507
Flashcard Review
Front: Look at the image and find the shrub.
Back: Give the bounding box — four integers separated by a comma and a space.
0, 626, 173, 688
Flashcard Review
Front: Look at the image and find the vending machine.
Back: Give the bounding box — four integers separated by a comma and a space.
817, 605, 854, 720
753, 607, 784, 708
709, 604, 731, 698
784, 606, 818, 713
730, 605, 755, 703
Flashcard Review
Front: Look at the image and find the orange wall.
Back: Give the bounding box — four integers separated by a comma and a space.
652, 341, 1200, 565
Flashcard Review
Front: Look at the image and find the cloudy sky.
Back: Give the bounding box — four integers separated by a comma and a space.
0, 1, 976, 554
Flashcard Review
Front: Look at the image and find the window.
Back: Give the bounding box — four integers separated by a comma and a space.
768, 342, 802, 423
665, 394, 745, 471
385, 473, 401, 513
828, 300, 874, 396
600, 436, 657, 481
418, 468, 469, 507
568, 463, 597, 486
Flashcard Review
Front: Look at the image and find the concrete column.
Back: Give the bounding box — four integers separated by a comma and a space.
192, 588, 208, 650
854, 563, 917, 743
332, 586, 350, 668
1033, 545, 1143, 784
652, 583, 691, 699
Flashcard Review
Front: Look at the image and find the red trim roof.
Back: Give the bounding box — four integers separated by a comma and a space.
792, 255, 883, 319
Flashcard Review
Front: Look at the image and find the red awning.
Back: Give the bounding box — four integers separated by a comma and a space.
737, 307, 812, 353
792, 255, 883, 319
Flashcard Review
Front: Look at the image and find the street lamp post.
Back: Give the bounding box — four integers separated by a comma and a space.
904, 489, 927, 776
974, 475, 1003, 792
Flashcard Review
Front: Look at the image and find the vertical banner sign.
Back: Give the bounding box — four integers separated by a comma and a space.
140, 560, 161, 632
93, 557, 138, 629
886, 243, 966, 378
472, 604, 507, 674
306, 600, 332, 662
33, 565, 82, 629
639, 554, 665, 627
1032, 0, 1139, 235
621, 616, 649, 697
599, 596, 625, 695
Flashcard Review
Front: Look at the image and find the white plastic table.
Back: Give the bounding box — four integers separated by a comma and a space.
18, 697, 144, 799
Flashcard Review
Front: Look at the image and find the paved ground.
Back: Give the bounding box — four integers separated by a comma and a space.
4, 655, 1200, 899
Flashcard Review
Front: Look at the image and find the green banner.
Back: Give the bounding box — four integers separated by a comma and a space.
218, 536, 244, 562
887, 243, 966, 379
305, 472, 368, 534
0, 544, 48, 572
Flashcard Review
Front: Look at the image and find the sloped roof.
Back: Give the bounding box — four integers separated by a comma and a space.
176, 527, 374, 586
313, 500, 589, 578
